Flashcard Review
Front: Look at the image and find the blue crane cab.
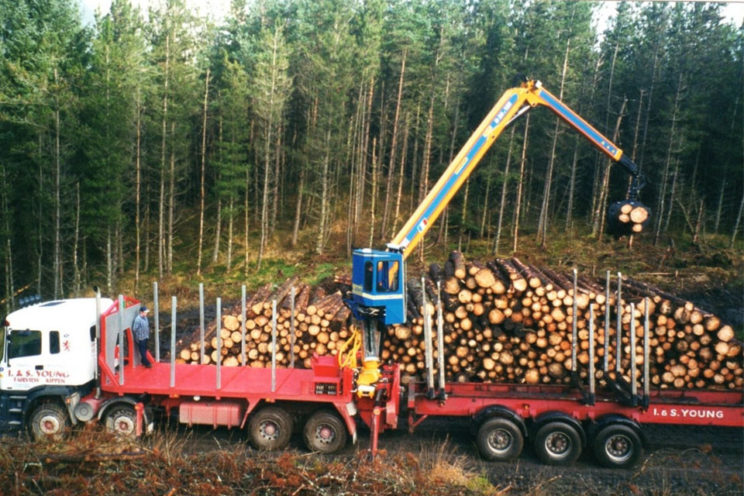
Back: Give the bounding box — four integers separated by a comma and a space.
349, 249, 406, 326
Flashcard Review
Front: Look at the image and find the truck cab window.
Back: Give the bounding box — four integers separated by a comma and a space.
8, 330, 42, 359
50, 331, 60, 354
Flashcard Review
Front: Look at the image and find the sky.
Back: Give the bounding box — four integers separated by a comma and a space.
78, 0, 744, 27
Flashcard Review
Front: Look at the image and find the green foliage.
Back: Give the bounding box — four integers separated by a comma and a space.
0, 0, 741, 304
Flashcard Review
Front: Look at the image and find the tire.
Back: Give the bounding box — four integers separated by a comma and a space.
104, 405, 137, 437
303, 411, 348, 454
248, 406, 293, 451
533, 421, 583, 465
29, 403, 70, 441
592, 424, 643, 469
475, 417, 524, 462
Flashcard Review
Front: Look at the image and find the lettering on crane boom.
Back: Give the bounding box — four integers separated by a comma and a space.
651, 407, 724, 419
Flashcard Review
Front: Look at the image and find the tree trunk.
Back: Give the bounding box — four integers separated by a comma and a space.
73, 183, 80, 296
158, 34, 169, 280
197, 67, 210, 276
381, 50, 406, 239
418, 95, 435, 263
731, 189, 744, 248
368, 137, 378, 246
315, 129, 332, 255
494, 128, 515, 255
479, 172, 491, 238
167, 121, 175, 274
654, 74, 683, 245
292, 164, 305, 248
714, 179, 725, 233
53, 68, 62, 299
1, 163, 15, 313
595, 98, 627, 240
135, 84, 142, 290
512, 115, 530, 253
392, 114, 410, 236
537, 39, 570, 247
564, 135, 580, 230
213, 115, 223, 264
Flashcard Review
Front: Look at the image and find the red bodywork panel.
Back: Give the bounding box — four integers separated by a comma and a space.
96, 299, 358, 436
409, 382, 743, 428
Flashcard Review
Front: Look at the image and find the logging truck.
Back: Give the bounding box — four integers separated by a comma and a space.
1, 79, 740, 468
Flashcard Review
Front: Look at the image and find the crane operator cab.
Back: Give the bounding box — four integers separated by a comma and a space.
348, 249, 405, 396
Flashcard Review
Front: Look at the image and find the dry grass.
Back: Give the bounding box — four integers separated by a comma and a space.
0, 428, 503, 496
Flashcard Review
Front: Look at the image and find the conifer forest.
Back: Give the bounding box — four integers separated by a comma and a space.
0, 0, 742, 306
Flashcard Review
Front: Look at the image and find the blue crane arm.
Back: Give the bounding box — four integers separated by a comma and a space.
388, 80, 643, 259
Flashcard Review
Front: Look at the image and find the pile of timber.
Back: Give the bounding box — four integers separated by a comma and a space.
608, 200, 650, 235
382, 251, 742, 390
176, 276, 351, 369
172, 252, 741, 391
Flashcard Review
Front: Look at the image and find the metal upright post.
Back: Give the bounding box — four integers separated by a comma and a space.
118, 295, 125, 385
271, 299, 277, 393
290, 287, 296, 368
153, 282, 160, 361
216, 297, 221, 390
616, 272, 622, 374
604, 270, 610, 372
630, 302, 637, 403
170, 296, 177, 388
199, 283, 205, 363
588, 305, 596, 404
241, 285, 246, 366
95, 287, 101, 396
571, 269, 578, 375
436, 281, 446, 395
643, 298, 650, 402
423, 277, 434, 393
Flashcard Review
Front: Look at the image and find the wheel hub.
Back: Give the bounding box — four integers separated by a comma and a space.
488, 429, 512, 452
605, 434, 632, 462
315, 425, 335, 444
40, 415, 60, 435
116, 417, 134, 434
260, 421, 278, 440
545, 432, 570, 455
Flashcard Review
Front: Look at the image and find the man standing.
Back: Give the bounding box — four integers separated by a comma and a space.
132, 306, 152, 368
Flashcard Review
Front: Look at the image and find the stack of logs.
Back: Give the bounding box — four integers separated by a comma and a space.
383, 251, 742, 389
382, 252, 744, 389
176, 276, 351, 369
174, 253, 741, 391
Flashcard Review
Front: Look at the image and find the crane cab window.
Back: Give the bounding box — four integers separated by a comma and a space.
8, 330, 42, 359
376, 261, 400, 293
364, 261, 374, 292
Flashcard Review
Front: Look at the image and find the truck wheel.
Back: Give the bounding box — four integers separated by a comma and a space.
476, 417, 524, 461
105, 405, 137, 437
248, 406, 293, 451
30, 403, 70, 441
592, 424, 643, 469
303, 411, 347, 454
534, 421, 582, 465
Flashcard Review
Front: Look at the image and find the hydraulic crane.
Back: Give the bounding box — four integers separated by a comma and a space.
348, 79, 650, 392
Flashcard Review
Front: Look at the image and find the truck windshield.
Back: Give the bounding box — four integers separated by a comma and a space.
8, 330, 42, 359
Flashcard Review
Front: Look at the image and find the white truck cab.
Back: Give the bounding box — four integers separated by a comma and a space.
1, 298, 112, 438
